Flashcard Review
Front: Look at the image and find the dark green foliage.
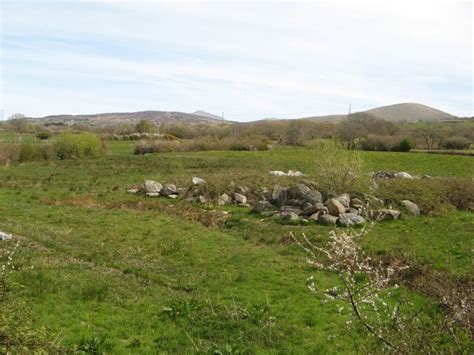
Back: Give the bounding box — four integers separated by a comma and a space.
394, 138, 414, 152
36, 131, 51, 140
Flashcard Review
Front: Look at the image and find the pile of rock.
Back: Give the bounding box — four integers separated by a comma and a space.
251, 184, 372, 226
128, 177, 421, 226
251, 183, 420, 226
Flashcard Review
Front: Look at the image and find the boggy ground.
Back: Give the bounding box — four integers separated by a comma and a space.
0, 147, 473, 352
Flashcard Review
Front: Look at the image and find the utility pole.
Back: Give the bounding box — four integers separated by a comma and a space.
348, 104, 352, 115
222, 112, 224, 122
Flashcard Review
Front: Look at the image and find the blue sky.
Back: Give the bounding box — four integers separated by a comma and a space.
1, 1, 472, 121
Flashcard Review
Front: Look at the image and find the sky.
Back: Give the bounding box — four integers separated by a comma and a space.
0, 1, 472, 121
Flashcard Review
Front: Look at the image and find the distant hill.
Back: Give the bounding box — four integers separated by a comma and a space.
192, 110, 223, 121
363, 103, 454, 122
31, 110, 228, 125
302, 103, 455, 122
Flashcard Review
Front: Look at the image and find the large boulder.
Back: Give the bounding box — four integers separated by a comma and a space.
304, 190, 323, 204
280, 211, 300, 222
270, 185, 287, 207
302, 205, 319, 216
337, 213, 366, 227
374, 209, 401, 221
401, 200, 420, 216
287, 184, 311, 200
160, 183, 178, 196
327, 199, 346, 216
335, 194, 350, 208
143, 180, 163, 194
318, 214, 338, 225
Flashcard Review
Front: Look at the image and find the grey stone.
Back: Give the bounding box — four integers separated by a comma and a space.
327, 199, 346, 216
318, 214, 338, 225
234, 193, 248, 204
280, 211, 300, 221
335, 193, 351, 208
145, 192, 160, 197
346, 207, 359, 215
167, 194, 179, 199
253, 201, 275, 213
287, 184, 311, 200
337, 213, 366, 227
217, 193, 230, 206
286, 199, 302, 207
143, 180, 163, 194
308, 211, 324, 221
160, 183, 178, 196
0, 232, 12, 241
280, 206, 302, 215
302, 205, 319, 216
235, 186, 250, 194
198, 195, 208, 204
401, 200, 420, 216
314, 202, 326, 211
304, 190, 323, 204
127, 188, 140, 194
192, 177, 207, 186
374, 209, 401, 221
270, 185, 287, 207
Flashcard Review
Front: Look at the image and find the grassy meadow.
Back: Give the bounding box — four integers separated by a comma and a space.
0, 140, 473, 352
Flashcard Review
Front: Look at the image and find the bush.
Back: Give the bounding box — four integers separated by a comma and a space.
360, 135, 398, 151
36, 132, 51, 140
393, 138, 414, 152
439, 136, 471, 150
53, 133, 103, 160
360, 136, 413, 152
312, 143, 370, 194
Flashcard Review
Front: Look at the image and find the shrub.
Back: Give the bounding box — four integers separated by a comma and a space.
35, 132, 51, 140
393, 138, 414, 152
312, 143, 370, 194
135, 120, 156, 133
360, 135, 397, 151
53, 133, 103, 160
439, 136, 471, 150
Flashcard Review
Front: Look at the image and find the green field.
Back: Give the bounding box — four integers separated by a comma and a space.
1, 145, 473, 352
